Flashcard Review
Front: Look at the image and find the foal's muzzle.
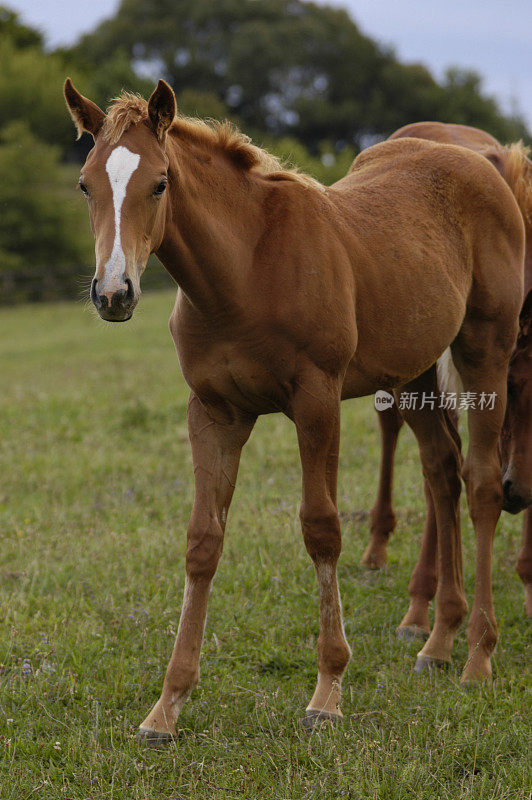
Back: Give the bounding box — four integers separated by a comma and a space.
91, 277, 136, 322
502, 478, 532, 514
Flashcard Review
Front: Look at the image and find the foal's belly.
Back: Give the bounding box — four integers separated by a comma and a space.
342, 290, 467, 399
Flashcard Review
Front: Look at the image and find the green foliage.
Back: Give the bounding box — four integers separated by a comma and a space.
62, 46, 154, 115
0, 5, 43, 49
0, 122, 92, 301
266, 135, 357, 185
176, 88, 230, 120
439, 68, 526, 143
73, 0, 530, 149
0, 36, 83, 149
0, 293, 529, 797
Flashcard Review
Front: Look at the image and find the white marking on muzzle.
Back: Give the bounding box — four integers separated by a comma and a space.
101, 146, 141, 289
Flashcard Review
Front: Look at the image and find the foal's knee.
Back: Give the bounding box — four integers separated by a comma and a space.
464, 457, 503, 524
300, 501, 341, 561
186, 514, 224, 580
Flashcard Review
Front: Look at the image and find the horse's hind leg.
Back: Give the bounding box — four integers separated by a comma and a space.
397, 367, 467, 669
396, 477, 438, 640
452, 317, 518, 682
362, 404, 403, 568
397, 408, 462, 641
516, 509, 532, 617
138, 394, 255, 744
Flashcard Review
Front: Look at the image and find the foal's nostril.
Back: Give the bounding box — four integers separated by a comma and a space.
90, 278, 100, 307
125, 278, 134, 303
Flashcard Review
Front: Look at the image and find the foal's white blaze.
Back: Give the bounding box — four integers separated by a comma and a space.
101, 146, 141, 289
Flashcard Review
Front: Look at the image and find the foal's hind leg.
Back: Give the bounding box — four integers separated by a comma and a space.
362, 404, 403, 568
397, 408, 462, 641
398, 368, 467, 670
516, 509, 532, 617
138, 394, 255, 743
292, 367, 351, 727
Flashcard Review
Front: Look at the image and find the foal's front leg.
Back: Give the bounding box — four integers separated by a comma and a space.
139, 393, 255, 744
292, 372, 351, 727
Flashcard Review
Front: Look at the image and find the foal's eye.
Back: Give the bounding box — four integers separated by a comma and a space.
153, 179, 167, 196
79, 180, 89, 196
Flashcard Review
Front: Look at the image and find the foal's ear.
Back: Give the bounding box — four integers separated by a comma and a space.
519, 289, 532, 338
479, 145, 505, 179
148, 79, 176, 141
64, 78, 105, 139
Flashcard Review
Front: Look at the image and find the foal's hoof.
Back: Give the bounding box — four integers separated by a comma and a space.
360, 546, 387, 570
413, 654, 450, 674
396, 625, 430, 642
300, 710, 342, 732
137, 727, 175, 748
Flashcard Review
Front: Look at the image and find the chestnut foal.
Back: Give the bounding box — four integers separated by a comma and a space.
362, 123, 532, 625
65, 81, 524, 743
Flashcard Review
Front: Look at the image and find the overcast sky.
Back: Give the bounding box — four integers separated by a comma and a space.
8, 0, 532, 129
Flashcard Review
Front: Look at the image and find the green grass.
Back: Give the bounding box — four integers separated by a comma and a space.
0, 291, 530, 799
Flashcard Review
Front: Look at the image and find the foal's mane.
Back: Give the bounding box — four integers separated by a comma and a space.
102, 92, 321, 189
500, 142, 532, 226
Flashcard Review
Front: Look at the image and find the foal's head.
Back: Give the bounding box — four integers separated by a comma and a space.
502, 290, 532, 513
64, 79, 176, 321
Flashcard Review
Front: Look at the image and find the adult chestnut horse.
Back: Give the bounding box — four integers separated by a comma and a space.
64, 80, 524, 743
362, 122, 532, 627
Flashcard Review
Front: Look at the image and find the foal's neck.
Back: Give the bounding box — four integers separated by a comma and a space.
156, 135, 266, 314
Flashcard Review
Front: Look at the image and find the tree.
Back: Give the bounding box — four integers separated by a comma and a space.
0, 36, 85, 150
0, 121, 92, 301
0, 5, 43, 49
73, 0, 530, 150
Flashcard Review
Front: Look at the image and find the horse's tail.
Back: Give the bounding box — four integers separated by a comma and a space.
437, 348, 463, 398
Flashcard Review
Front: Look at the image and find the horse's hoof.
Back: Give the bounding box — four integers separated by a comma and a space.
396, 625, 430, 642
360, 548, 387, 570
137, 727, 175, 748
413, 654, 450, 674
524, 584, 532, 619
300, 710, 342, 731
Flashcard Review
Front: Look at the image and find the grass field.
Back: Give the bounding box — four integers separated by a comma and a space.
0, 291, 530, 799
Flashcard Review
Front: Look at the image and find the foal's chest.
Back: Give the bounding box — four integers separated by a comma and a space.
176, 335, 294, 415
